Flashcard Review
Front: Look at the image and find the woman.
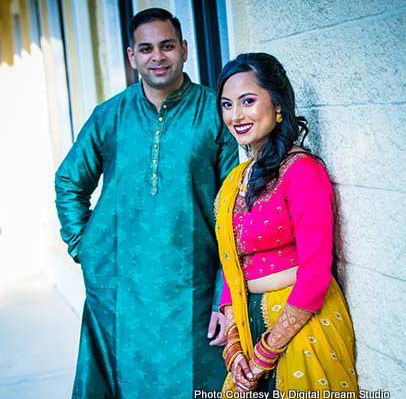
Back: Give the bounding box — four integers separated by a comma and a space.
215, 53, 358, 395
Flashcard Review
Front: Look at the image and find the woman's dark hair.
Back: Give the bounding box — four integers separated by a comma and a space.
217, 53, 310, 210
128, 8, 183, 48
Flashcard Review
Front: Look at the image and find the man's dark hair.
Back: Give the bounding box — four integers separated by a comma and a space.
128, 8, 183, 48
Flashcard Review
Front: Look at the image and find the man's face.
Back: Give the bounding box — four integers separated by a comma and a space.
127, 20, 188, 91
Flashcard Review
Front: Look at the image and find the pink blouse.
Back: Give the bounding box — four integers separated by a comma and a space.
219, 154, 334, 313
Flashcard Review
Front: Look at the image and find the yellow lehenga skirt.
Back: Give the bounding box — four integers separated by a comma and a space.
222, 279, 358, 394
216, 161, 358, 396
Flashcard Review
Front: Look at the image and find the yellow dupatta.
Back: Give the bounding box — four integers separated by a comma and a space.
215, 160, 254, 358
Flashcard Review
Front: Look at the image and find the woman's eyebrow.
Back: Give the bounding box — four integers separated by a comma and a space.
238, 92, 257, 99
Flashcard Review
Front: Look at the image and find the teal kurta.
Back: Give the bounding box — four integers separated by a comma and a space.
55, 74, 238, 399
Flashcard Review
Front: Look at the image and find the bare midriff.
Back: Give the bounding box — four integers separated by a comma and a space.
247, 266, 298, 294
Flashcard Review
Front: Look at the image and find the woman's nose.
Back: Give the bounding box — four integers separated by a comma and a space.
231, 106, 244, 123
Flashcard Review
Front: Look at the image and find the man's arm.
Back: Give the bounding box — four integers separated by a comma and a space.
208, 124, 239, 345
55, 109, 103, 262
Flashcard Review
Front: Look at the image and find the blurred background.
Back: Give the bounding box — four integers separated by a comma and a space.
0, 0, 405, 398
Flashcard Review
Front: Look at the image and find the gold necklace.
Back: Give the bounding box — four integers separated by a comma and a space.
238, 164, 253, 194
238, 181, 248, 194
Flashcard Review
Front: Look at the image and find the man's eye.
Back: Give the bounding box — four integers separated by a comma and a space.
242, 98, 255, 106
139, 47, 151, 53
163, 44, 175, 51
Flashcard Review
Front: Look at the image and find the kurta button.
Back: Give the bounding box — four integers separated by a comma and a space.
153, 159, 157, 164
152, 173, 157, 178
153, 144, 158, 149
163, 104, 167, 109
156, 130, 160, 135
158, 117, 163, 122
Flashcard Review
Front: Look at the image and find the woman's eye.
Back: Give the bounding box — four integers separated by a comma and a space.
242, 97, 255, 106
221, 101, 232, 109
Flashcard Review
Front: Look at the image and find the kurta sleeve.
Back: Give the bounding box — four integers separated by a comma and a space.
212, 124, 239, 311
216, 124, 239, 185
285, 158, 334, 313
55, 109, 103, 263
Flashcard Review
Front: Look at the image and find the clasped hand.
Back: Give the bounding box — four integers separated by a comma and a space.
230, 354, 265, 392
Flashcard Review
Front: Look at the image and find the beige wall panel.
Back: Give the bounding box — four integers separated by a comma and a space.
134, 0, 172, 13
18, 0, 31, 53
227, 0, 406, 391
0, 1, 15, 65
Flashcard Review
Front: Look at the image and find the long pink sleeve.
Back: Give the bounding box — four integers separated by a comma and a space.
285, 158, 333, 312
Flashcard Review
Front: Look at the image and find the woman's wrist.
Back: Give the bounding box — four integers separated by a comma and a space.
252, 331, 286, 371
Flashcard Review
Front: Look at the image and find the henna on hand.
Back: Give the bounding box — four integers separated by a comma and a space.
231, 354, 256, 392
266, 304, 312, 348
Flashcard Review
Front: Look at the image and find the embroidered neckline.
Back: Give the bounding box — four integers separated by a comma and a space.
254, 153, 308, 206
232, 153, 308, 257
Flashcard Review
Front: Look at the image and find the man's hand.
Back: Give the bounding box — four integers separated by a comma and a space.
208, 311, 226, 346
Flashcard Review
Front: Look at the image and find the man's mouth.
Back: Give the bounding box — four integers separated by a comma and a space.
234, 123, 253, 135
149, 66, 170, 76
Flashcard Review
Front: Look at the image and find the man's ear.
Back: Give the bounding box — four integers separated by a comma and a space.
127, 46, 137, 69
181, 40, 188, 62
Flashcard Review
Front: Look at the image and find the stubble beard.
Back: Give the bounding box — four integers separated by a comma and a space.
142, 63, 184, 91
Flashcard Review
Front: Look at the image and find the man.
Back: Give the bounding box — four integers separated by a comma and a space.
55, 8, 238, 399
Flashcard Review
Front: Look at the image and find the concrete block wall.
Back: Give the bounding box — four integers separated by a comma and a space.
228, 0, 406, 396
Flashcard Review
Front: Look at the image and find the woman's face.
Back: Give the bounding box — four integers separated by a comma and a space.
220, 71, 280, 150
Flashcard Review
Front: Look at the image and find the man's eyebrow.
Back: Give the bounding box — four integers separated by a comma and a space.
160, 39, 177, 44
136, 39, 177, 47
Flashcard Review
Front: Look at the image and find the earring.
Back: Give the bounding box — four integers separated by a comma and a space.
276, 112, 283, 123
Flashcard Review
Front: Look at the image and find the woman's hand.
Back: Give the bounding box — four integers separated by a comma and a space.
265, 304, 312, 348
230, 354, 256, 392
248, 358, 266, 381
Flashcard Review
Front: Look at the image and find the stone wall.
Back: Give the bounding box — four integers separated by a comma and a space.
227, 0, 406, 395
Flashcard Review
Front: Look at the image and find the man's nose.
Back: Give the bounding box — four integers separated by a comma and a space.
151, 49, 165, 63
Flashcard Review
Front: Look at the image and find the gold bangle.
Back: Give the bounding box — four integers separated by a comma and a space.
261, 332, 286, 353
223, 340, 241, 358
254, 348, 278, 363
223, 338, 240, 354
225, 347, 241, 365
252, 357, 276, 371
226, 351, 243, 371
224, 323, 237, 338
